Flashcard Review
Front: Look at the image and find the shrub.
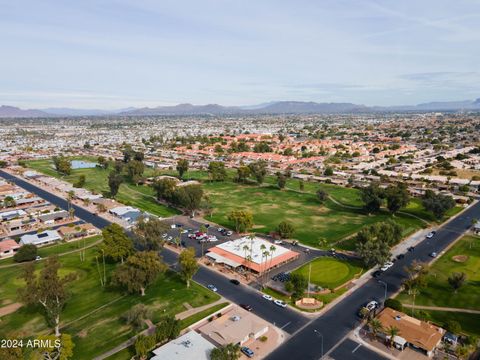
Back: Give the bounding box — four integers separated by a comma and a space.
384, 298, 403, 312
445, 320, 462, 334
13, 244, 38, 263
259, 336, 268, 342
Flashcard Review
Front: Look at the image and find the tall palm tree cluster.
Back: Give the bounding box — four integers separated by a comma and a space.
241, 234, 276, 286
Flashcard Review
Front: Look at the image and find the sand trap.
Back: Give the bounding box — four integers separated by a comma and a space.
452, 255, 469, 263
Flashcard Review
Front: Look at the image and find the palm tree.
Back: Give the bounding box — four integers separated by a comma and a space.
386, 326, 400, 348
246, 255, 253, 279
262, 250, 270, 285
367, 318, 383, 340
242, 244, 250, 266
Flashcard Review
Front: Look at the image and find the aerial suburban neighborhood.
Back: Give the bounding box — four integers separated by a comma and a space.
1, 1, 480, 360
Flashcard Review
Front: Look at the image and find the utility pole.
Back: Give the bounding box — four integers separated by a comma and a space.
308, 263, 312, 298
314, 329, 324, 359
378, 280, 387, 304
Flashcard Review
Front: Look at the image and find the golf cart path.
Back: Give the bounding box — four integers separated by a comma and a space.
175, 297, 227, 320
401, 303, 480, 314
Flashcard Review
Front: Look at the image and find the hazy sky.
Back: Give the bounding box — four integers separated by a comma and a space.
1, 0, 480, 109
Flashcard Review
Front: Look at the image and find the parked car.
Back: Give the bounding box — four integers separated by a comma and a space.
35, 256, 42, 261
426, 231, 436, 239
217, 227, 224, 232
180, 229, 188, 234
274, 240, 283, 245
241, 347, 254, 358
380, 261, 394, 271
396, 253, 405, 260
188, 233, 196, 239
225, 231, 233, 236
240, 304, 252, 311
207, 235, 218, 242
429, 252, 438, 258
262, 294, 273, 301
230, 279, 240, 285
407, 246, 415, 252
274, 300, 287, 308
162, 233, 168, 238
358, 300, 378, 318
372, 270, 382, 278
167, 236, 173, 242
272, 272, 291, 282
207, 284, 218, 292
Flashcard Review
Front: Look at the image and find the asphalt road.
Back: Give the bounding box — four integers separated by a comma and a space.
266, 200, 480, 360
0, 170, 309, 334
329, 338, 388, 360
4, 170, 478, 357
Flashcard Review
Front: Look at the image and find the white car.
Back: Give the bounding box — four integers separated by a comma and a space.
167, 236, 173, 242
262, 294, 273, 301
426, 231, 436, 239
181, 229, 188, 234
274, 300, 287, 308
162, 233, 168, 238
365, 300, 379, 311
207, 235, 218, 242
380, 261, 394, 272
218, 227, 224, 232
226, 231, 233, 236
274, 240, 283, 245
207, 284, 218, 292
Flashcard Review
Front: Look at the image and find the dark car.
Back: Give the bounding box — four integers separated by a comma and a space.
407, 246, 415, 252
240, 304, 252, 311
396, 253, 405, 260
230, 279, 240, 285
372, 270, 382, 278
241, 347, 254, 358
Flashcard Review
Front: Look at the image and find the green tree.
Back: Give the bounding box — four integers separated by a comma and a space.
448, 272, 467, 293
276, 221, 295, 239
133, 216, 169, 251
210, 343, 241, 360
34, 334, 75, 360
235, 166, 251, 183
367, 318, 383, 340
108, 171, 123, 198
0, 347, 23, 360
134, 334, 156, 360
227, 210, 254, 233
386, 325, 400, 348
112, 251, 167, 296
99, 223, 134, 263
361, 183, 384, 214
152, 177, 177, 202
174, 184, 204, 216
316, 189, 328, 204
356, 221, 402, 267
324, 167, 334, 176
445, 320, 462, 334
288, 273, 308, 300
384, 298, 403, 311
126, 159, 145, 184
18, 256, 77, 336
2, 195, 16, 208
97, 156, 109, 169
385, 183, 410, 214
208, 161, 228, 181
155, 315, 181, 343
122, 304, 152, 331
13, 244, 38, 262
253, 141, 272, 153
52, 156, 71, 175
422, 190, 455, 220
277, 173, 286, 189
248, 160, 267, 184
176, 159, 189, 178
73, 174, 86, 188
178, 247, 199, 288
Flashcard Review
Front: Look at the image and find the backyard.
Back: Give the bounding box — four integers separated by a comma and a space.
0, 239, 220, 360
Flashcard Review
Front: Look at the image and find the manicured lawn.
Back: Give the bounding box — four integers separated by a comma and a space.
179, 302, 230, 329
293, 257, 364, 289
25, 158, 180, 218
203, 180, 426, 248
396, 235, 480, 311
0, 242, 220, 360
416, 311, 480, 337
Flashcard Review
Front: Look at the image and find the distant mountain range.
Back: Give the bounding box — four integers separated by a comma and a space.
1, 98, 480, 118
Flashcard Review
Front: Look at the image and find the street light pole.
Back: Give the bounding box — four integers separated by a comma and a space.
313, 329, 323, 359
378, 280, 387, 304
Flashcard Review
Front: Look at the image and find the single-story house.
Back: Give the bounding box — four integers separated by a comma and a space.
58, 223, 98, 239
20, 230, 62, 246
376, 307, 445, 357
198, 306, 269, 346
0, 238, 20, 258
150, 331, 216, 360
0, 209, 27, 222
109, 206, 143, 224
38, 210, 70, 224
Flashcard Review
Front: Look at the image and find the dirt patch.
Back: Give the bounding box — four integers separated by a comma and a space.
452, 255, 469, 263
0, 302, 22, 317
77, 330, 88, 338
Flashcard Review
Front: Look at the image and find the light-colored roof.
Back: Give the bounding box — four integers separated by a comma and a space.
377, 308, 444, 352
0, 239, 20, 252
198, 307, 268, 346
20, 230, 62, 245
151, 331, 215, 360
206, 252, 242, 268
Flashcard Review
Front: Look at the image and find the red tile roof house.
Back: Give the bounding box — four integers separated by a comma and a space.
0, 238, 20, 258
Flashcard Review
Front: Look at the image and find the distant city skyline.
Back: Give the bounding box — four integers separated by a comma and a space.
1, 0, 480, 109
